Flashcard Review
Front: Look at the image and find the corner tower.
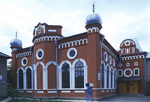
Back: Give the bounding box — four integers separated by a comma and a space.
32, 23, 62, 90
86, 2, 103, 93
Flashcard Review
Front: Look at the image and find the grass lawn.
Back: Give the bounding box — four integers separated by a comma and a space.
0, 98, 6, 101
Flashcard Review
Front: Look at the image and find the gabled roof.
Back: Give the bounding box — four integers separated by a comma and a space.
0, 52, 11, 59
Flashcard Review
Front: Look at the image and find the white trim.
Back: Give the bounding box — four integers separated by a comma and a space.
113, 58, 115, 67
48, 29, 57, 32
17, 67, 25, 89
59, 38, 87, 49
67, 48, 77, 59
34, 36, 61, 44
26, 91, 33, 93
106, 90, 109, 92
100, 61, 105, 89
16, 51, 32, 58
109, 55, 112, 65
37, 91, 44, 93
21, 57, 28, 66
72, 58, 87, 89
48, 91, 56, 93
102, 43, 118, 61
104, 51, 108, 62
120, 39, 135, 47
36, 49, 44, 60
126, 63, 130, 67
25, 66, 33, 89
61, 91, 71, 93
121, 55, 145, 61
87, 27, 100, 33
35, 24, 45, 36
34, 62, 45, 90
74, 91, 85, 93
133, 68, 140, 76
59, 60, 72, 89
134, 62, 138, 66
45, 61, 59, 90
124, 68, 132, 77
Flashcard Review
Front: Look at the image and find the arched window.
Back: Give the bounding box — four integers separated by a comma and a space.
26, 68, 32, 89
62, 63, 70, 88
75, 61, 84, 88
102, 64, 104, 88
19, 69, 23, 89
134, 68, 139, 76
118, 69, 123, 77
111, 68, 113, 88
114, 70, 117, 89
107, 66, 109, 88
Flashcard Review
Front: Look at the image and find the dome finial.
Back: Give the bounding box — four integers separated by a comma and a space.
93, 1, 95, 13
16, 31, 17, 38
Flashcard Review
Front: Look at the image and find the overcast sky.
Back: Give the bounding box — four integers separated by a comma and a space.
0, 0, 150, 56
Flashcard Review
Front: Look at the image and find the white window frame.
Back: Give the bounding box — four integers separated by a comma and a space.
118, 69, 123, 77
124, 68, 132, 77
133, 68, 140, 76
59, 60, 72, 89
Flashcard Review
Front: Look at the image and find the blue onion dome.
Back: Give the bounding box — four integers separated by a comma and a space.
86, 13, 102, 26
10, 38, 22, 48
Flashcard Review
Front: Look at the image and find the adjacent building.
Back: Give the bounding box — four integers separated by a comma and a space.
0, 52, 11, 97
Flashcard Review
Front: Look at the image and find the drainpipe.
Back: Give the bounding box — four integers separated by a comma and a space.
30, 46, 34, 97
100, 34, 104, 98
116, 55, 121, 95
144, 52, 147, 95
55, 40, 58, 98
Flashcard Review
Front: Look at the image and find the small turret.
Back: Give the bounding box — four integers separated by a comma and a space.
85, 1, 102, 33
10, 32, 22, 52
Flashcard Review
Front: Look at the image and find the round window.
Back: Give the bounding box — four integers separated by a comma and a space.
67, 48, 77, 59
104, 51, 108, 62
36, 49, 44, 60
21, 57, 28, 66
124, 68, 132, 77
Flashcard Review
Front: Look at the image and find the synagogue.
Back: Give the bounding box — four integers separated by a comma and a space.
10, 5, 150, 99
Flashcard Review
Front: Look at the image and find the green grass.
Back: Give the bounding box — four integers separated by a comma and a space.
8, 98, 66, 102
0, 98, 6, 101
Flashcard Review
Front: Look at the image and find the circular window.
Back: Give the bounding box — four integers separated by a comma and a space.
134, 62, 138, 66
109, 55, 112, 65
126, 63, 130, 67
104, 51, 108, 62
67, 48, 77, 59
119, 63, 122, 67
124, 68, 132, 77
36, 49, 44, 60
21, 57, 28, 66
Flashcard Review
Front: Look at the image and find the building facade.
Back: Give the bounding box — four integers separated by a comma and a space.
10, 11, 150, 99
0, 52, 11, 97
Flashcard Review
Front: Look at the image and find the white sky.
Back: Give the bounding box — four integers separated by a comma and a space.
0, 0, 150, 56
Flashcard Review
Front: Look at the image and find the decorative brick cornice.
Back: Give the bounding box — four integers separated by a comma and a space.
16, 51, 32, 58
34, 36, 61, 44
58, 38, 88, 49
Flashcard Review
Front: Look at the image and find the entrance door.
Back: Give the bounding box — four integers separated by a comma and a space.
129, 81, 139, 94
118, 82, 127, 94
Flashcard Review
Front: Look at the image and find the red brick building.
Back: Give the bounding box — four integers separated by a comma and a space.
10, 11, 150, 99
